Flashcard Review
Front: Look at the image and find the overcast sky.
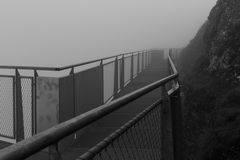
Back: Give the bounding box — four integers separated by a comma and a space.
0, 0, 217, 66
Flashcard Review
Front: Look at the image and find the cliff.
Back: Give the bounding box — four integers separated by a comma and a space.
181, 0, 240, 84
180, 0, 240, 159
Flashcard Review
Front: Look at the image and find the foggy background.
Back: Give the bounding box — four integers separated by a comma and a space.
0, 0, 216, 67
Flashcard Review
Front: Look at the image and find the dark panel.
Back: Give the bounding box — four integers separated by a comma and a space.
74, 66, 103, 139
75, 66, 103, 115
59, 75, 75, 151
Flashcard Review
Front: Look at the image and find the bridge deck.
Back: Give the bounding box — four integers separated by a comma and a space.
1, 51, 169, 160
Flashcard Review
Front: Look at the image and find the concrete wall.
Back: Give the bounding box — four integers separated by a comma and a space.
36, 77, 59, 133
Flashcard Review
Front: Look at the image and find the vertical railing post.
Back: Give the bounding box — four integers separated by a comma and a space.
130, 53, 134, 81
161, 85, 174, 160
49, 143, 63, 160
33, 70, 38, 135
15, 69, 24, 142
142, 52, 144, 70
145, 51, 147, 67
113, 57, 118, 98
137, 52, 140, 75
69, 67, 76, 117
149, 50, 152, 65
100, 60, 104, 103
145, 51, 148, 68
170, 83, 184, 160
120, 55, 125, 89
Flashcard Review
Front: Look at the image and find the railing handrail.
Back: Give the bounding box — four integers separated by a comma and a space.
0, 53, 178, 160
0, 50, 148, 71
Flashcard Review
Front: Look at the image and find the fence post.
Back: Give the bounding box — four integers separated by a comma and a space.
142, 52, 144, 70
33, 70, 38, 135
120, 55, 125, 89
100, 60, 104, 103
170, 84, 184, 160
161, 85, 174, 160
146, 51, 148, 67
130, 53, 134, 81
15, 69, 25, 142
113, 57, 118, 98
69, 67, 76, 118
137, 52, 140, 75
145, 52, 148, 68
49, 143, 63, 160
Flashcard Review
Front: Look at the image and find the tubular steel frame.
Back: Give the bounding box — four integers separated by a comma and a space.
0, 50, 184, 160
0, 50, 151, 142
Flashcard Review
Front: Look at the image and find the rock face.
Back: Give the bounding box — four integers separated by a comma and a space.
180, 1, 240, 159
204, 0, 240, 83
181, 0, 240, 84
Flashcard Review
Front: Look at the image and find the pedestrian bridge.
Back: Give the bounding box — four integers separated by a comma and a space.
0, 49, 184, 160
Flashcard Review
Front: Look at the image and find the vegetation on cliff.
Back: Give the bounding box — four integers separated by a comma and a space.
180, 0, 240, 159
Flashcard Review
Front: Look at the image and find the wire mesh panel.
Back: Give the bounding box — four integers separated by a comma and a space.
78, 99, 162, 160
103, 61, 115, 103
20, 77, 33, 138
124, 56, 131, 84
0, 76, 15, 138
133, 55, 138, 77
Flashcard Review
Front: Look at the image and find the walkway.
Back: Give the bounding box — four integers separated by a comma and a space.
1, 50, 169, 160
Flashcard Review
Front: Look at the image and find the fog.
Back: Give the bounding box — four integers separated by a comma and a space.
0, 0, 216, 67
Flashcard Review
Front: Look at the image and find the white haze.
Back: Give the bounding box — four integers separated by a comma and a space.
0, 0, 217, 67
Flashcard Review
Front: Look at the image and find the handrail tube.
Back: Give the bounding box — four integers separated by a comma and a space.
168, 54, 178, 74
0, 73, 178, 160
0, 50, 147, 71
0, 65, 59, 71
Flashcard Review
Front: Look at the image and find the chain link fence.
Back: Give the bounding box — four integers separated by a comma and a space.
20, 77, 34, 138
0, 76, 15, 139
78, 99, 162, 160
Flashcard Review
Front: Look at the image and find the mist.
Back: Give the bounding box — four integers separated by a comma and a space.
0, 0, 216, 66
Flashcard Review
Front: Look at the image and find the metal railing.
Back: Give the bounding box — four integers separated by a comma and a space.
0, 49, 184, 160
0, 50, 151, 142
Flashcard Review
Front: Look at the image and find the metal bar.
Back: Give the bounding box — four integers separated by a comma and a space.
59, 51, 141, 70
130, 53, 134, 81
0, 50, 148, 71
15, 69, 25, 142
113, 57, 118, 98
69, 67, 76, 119
0, 71, 178, 160
137, 52, 140, 75
100, 60, 104, 104
161, 85, 174, 160
120, 55, 125, 90
33, 70, 38, 135
170, 86, 184, 160
30, 77, 34, 136
12, 76, 16, 139
0, 66, 58, 71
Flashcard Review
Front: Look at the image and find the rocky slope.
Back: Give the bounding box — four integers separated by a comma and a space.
180, 0, 240, 159
181, 0, 240, 84
204, 0, 240, 84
